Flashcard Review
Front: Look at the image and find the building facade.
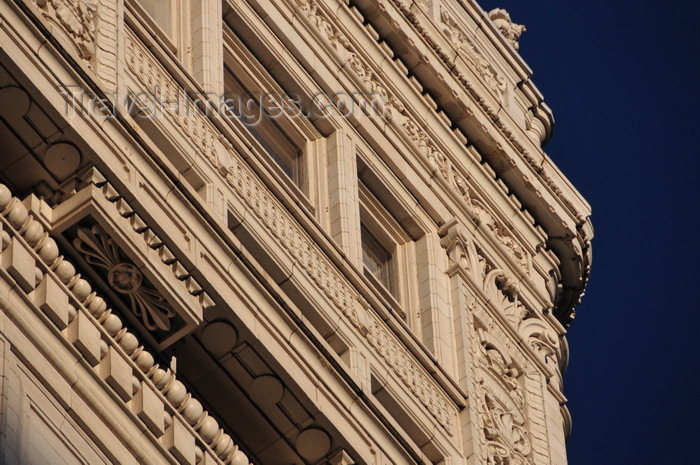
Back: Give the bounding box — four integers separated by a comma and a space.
0, 0, 592, 464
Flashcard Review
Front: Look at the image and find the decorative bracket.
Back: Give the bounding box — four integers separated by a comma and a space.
49, 168, 213, 349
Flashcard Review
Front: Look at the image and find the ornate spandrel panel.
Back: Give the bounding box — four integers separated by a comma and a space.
473, 321, 534, 465
441, 221, 564, 464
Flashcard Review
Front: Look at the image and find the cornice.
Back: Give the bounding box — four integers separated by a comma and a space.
352, 0, 592, 324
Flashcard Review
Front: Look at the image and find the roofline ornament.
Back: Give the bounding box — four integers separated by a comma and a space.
488, 9, 526, 50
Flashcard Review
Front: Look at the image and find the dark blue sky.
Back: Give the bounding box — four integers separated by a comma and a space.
479, 1, 700, 463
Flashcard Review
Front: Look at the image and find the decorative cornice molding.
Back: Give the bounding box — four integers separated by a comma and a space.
441, 8, 508, 102
291, 0, 533, 277
361, 0, 592, 324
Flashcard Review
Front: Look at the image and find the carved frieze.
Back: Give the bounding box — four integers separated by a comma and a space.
384, 0, 590, 226
440, 9, 508, 102
291, 0, 532, 275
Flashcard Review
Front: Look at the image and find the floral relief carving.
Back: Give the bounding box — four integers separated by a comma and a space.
473, 323, 536, 465
74, 224, 177, 331
440, 9, 507, 102
441, 222, 561, 371
443, 222, 561, 463
35, 0, 98, 60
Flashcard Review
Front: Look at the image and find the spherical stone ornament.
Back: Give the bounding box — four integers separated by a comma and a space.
119, 332, 139, 354
135, 350, 155, 372
166, 380, 187, 407
67, 305, 76, 322
55, 259, 76, 283
39, 238, 59, 264
72, 278, 92, 301
99, 340, 109, 358
23, 220, 43, 246
214, 434, 233, 458
7, 200, 28, 229
34, 267, 43, 286
102, 313, 122, 336
151, 368, 168, 389
229, 449, 249, 465
183, 398, 204, 425
198, 416, 219, 443
0, 184, 12, 209
88, 296, 107, 317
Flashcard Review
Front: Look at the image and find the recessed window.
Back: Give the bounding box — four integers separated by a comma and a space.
358, 182, 413, 320
361, 224, 396, 297
223, 66, 302, 182
222, 28, 306, 190
356, 155, 425, 328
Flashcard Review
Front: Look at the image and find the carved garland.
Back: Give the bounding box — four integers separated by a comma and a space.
124, 29, 457, 434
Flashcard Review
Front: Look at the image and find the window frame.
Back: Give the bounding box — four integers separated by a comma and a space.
358, 180, 417, 323
222, 24, 318, 205
127, 0, 183, 56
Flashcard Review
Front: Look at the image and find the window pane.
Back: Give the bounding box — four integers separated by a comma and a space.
136, 0, 172, 36
223, 66, 301, 184
361, 225, 393, 293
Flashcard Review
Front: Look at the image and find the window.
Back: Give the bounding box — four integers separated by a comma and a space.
128, 0, 222, 92
356, 154, 426, 329
134, 0, 173, 37
358, 182, 417, 323
361, 224, 396, 296
222, 25, 309, 191
223, 64, 302, 184
129, 0, 181, 53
